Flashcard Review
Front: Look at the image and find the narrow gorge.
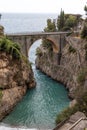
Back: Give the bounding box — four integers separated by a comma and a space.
0, 12, 87, 129
36, 36, 87, 99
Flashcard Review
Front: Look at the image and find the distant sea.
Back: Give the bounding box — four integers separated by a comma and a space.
0, 13, 58, 33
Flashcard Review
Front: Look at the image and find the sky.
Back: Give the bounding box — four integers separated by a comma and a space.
0, 0, 86, 14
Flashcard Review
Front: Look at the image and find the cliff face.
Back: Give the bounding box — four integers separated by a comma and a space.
0, 52, 36, 120
36, 36, 87, 99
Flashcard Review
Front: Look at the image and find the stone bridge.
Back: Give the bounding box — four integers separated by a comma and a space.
6, 32, 70, 58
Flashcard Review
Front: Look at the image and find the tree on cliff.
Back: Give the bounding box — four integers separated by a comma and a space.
57, 9, 80, 31
42, 19, 55, 52
84, 4, 87, 22
84, 5, 87, 16
44, 19, 56, 32
65, 15, 77, 29
81, 4, 87, 39
81, 23, 87, 39
57, 9, 65, 31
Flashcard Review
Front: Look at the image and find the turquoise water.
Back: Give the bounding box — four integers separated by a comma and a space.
3, 67, 70, 129
3, 40, 70, 129
1, 13, 70, 129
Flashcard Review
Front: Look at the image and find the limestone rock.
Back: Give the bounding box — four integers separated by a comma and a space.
0, 52, 36, 120
69, 99, 77, 108
36, 36, 87, 99
0, 52, 35, 89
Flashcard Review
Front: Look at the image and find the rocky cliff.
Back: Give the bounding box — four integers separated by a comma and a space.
0, 26, 36, 121
0, 52, 36, 120
36, 36, 87, 99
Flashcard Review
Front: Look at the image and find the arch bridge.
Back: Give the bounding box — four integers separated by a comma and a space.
6, 31, 70, 64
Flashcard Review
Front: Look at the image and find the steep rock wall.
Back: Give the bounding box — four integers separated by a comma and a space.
0, 52, 36, 120
36, 36, 87, 99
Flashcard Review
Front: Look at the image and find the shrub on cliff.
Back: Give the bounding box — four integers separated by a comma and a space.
56, 91, 87, 124
84, 43, 87, 60
0, 37, 21, 59
68, 45, 76, 53
85, 50, 87, 60
77, 68, 87, 84
81, 24, 87, 39
42, 39, 53, 52
0, 37, 32, 69
0, 90, 2, 102
36, 47, 42, 57
44, 19, 56, 32
43, 18, 55, 53
56, 104, 79, 124
56, 66, 87, 124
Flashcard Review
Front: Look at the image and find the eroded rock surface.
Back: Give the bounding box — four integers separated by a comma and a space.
0, 52, 36, 120
36, 36, 87, 98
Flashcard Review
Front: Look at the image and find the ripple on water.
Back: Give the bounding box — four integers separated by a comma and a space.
3, 40, 70, 129
3, 68, 70, 129
1, 13, 70, 129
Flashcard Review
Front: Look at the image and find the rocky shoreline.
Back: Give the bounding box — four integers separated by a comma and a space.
0, 52, 36, 121
36, 36, 87, 99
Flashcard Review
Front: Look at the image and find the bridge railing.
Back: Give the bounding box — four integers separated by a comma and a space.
6, 31, 73, 37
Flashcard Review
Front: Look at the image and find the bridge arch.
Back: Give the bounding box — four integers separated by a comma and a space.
7, 31, 67, 57
46, 38, 59, 53
27, 37, 59, 57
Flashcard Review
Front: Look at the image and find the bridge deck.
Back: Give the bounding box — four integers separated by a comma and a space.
6, 31, 71, 37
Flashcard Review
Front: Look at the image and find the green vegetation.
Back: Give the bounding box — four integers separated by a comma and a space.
36, 47, 42, 57
0, 90, 3, 102
57, 9, 81, 31
81, 24, 87, 40
84, 5, 87, 16
68, 45, 76, 53
0, 26, 4, 35
0, 37, 31, 69
84, 43, 87, 50
43, 9, 81, 33
85, 51, 87, 60
77, 92, 87, 115
77, 68, 87, 84
85, 44, 87, 60
57, 9, 65, 31
84, 44, 87, 60
56, 104, 79, 124
42, 19, 54, 54
65, 15, 77, 29
56, 91, 87, 124
42, 39, 53, 51
42, 6, 87, 126
44, 19, 56, 32
22, 55, 32, 69
56, 68, 87, 125
0, 37, 21, 59
41, 9, 82, 54
81, 4, 87, 40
